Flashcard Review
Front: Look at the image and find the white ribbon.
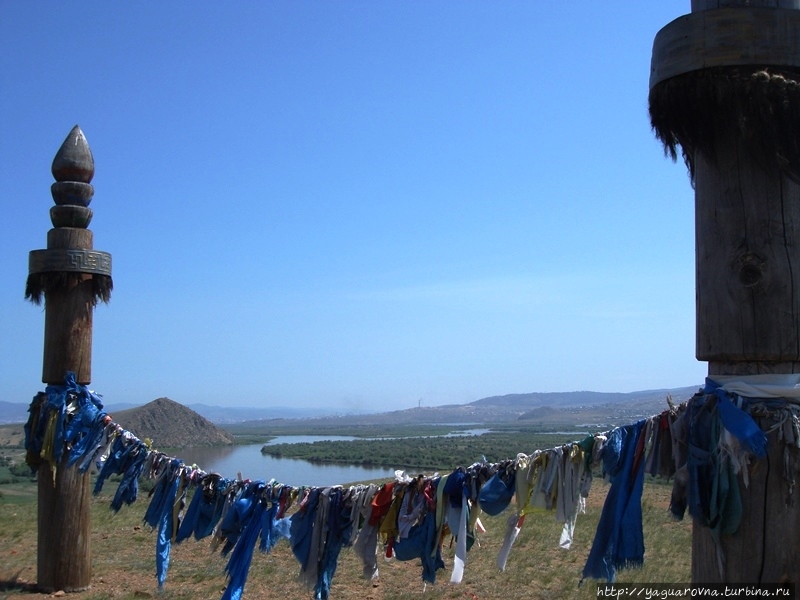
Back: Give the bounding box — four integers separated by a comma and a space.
450, 495, 468, 583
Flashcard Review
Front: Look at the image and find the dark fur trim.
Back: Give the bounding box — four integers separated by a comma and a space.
649, 67, 800, 184
25, 273, 113, 306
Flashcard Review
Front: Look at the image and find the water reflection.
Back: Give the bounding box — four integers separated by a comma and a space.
177, 443, 396, 487
175, 429, 492, 487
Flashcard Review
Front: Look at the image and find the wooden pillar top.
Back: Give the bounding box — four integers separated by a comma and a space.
26, 127, 112, 288
26, 125, 112, 385
650, 5, 800, 89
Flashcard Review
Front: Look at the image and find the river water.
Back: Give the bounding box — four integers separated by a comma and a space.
175, 431, 490, 487
175, 442, 393, 487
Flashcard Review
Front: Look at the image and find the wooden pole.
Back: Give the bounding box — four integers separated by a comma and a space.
650, 0, 800, 584
26, 126, 112, 592
693, 139, 800, 583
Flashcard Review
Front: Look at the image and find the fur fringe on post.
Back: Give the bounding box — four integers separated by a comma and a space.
25, 272, 113, 306
649, 67, 800, 184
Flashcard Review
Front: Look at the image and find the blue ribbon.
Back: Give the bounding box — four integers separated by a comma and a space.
705, 379, 767, 457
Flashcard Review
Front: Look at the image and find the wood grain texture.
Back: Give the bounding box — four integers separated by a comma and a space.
41, 228, 96, 385
652, 3, 800, 584
37, 459, 93, 592
692, 419, 799, 583
651, 8, 800, 89
694, 138, 800, 362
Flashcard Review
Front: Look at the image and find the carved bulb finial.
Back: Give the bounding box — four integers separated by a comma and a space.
49, 125, 94, 228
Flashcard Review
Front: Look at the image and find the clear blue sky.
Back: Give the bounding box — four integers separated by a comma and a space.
0, 2, 703, 412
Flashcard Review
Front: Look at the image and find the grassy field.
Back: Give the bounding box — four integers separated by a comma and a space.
0, 475, 691, 600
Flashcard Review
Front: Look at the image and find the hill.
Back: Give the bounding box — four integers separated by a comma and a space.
111, 397, 235, 448
517, 406, 559, 421
0, 385, 703, 433
0, 400, 30, 425
469, 386, 699, 409
229, 385, 702, 434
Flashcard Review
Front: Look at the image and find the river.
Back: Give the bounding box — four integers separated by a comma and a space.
174, 430, 490, 487
175, 442, 394, 487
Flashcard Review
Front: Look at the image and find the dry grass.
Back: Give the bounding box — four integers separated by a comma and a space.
0, 479, 691, 600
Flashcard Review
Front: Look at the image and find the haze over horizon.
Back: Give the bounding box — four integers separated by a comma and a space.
1, 2, 707, 412
135, 382, 704, 409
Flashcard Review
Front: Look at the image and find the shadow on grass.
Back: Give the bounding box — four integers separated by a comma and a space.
0, 575, 38, 594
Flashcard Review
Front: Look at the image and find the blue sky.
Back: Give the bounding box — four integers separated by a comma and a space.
0, 2, 703, 412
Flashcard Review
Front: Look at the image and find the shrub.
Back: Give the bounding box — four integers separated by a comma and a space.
9, 463, 33, 478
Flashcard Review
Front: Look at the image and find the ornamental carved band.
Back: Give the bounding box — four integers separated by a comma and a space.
29, 249, 112, 277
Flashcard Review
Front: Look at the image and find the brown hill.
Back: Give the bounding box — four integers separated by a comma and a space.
111, 397, 235, 448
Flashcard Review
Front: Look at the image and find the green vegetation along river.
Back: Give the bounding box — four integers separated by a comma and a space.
260, 428, 588, 471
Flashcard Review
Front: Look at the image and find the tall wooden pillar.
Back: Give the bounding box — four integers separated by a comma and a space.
650, 0, 800, 583
25, 126, 112, 592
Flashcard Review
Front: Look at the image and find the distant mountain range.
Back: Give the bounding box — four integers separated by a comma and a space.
469, 387, 698, 408
0, 400, 328, 426
0, 385, 702, 427
184, 403, 327, 424
0, 401, 30, 425
232, 385, 701, 431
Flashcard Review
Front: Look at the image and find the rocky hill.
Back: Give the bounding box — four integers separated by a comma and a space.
111, 397, 235, 448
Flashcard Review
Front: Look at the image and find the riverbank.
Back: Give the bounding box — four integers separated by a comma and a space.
259, 429, 579, 471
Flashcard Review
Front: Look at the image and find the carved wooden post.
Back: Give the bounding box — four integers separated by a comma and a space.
26, 126, 112, 592
650, 0, 800, 583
